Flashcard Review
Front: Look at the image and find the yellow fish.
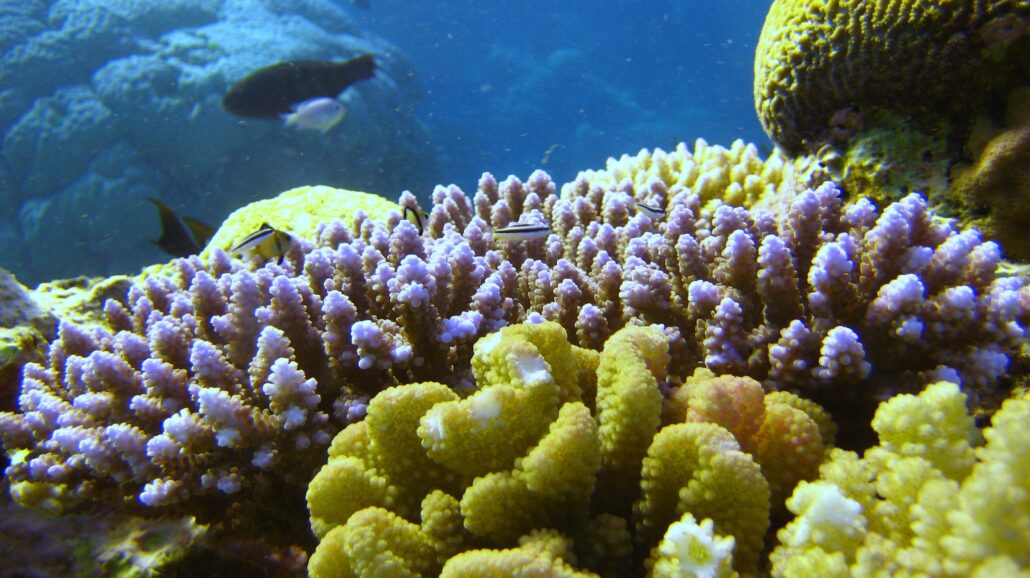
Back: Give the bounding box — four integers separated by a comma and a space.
403, 205, 429, 235
232, 223, 293, 264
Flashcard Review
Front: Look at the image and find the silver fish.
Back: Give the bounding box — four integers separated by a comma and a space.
635, 201, 666, 220
282, 97, 346, 133
493, 223, 551, 242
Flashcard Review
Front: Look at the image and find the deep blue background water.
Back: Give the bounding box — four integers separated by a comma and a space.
0, 0, 772, 284
350, 0, 771, 192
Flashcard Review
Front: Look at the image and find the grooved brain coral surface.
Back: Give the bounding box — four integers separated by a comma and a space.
753, 0, 1030, 153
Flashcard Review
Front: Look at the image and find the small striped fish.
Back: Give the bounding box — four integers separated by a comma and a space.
402, 205, 429, 235
492, 223, 551, 242
635, 201, 666, 220
232, 223, 293, 264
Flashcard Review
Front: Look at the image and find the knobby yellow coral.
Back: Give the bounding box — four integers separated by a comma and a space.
305, 322, 835, 577
770, 381, 1030, 577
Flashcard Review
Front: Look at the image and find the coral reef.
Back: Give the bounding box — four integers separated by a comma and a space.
770, 381, 1030, 577
2, 142, 1026, 529
754, 0, 1030, 154
305, 322, 831, 577
0, 0, 437, 284
753, 0, 1030, 261
0, 136, 1025, 576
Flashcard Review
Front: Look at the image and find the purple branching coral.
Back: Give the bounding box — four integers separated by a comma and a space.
1, 164, 1027, 523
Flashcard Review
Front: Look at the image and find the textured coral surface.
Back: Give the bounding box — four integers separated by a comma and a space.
754, 0, 1030, 153
305, 322, 829, 577
771, 382, 1030, 577
0, 139, 1027, 576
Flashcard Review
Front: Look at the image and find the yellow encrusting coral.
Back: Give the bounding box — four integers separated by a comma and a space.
770, 381, 1030, 576
306, 321, 837, 577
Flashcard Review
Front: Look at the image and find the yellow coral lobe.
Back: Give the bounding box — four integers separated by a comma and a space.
595, 325, 668, 498
307, 456, 395, 539
636, 422, 770, 574
440, 530, 597, 578
328, 420, 371, 461
521, 402, 601, 497
495, 321, 583, 402
308, 525, 359, 578
420, 490, 464, 566
755, 397, 826, 507
423, 328, 562, 479
337, 507, 437, 578
461, 403, 600, 544
366, 382, 460, 511
673, 370, 766, 454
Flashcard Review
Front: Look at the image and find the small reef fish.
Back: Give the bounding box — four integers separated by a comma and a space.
492, 223, 552, 242
221, 55, 376, 123
635, 201, 667, 220
231, 223, 293, 264
148, 198, 215, 257
283, 97, 346, 133
402, 206, 429, 235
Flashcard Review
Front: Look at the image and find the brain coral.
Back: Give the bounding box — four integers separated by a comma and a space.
754, 0, 1030, 153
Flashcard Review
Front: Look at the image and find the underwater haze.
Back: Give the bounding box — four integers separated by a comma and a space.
0, 0, 768, 285
353, 0, 769, 190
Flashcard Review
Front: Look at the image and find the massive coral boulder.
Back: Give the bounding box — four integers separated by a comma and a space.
754, 0, 1030, 155
0, 0, 437, 284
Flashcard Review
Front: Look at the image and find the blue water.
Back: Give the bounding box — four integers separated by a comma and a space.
0, 0, 770, 285
356, 0, 769, 191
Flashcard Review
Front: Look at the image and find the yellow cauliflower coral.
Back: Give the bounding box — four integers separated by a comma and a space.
460, 402, 601, 543
635, 422, 769, 574
440, 530, 598, 578
568, 139, 827, 214
595, 325, 669, 499
421, 325, 566, 480
771, 381, 1030, 577
306, 322, 805, 577
668, 369, 831, 507
754, 0, 1030, 153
